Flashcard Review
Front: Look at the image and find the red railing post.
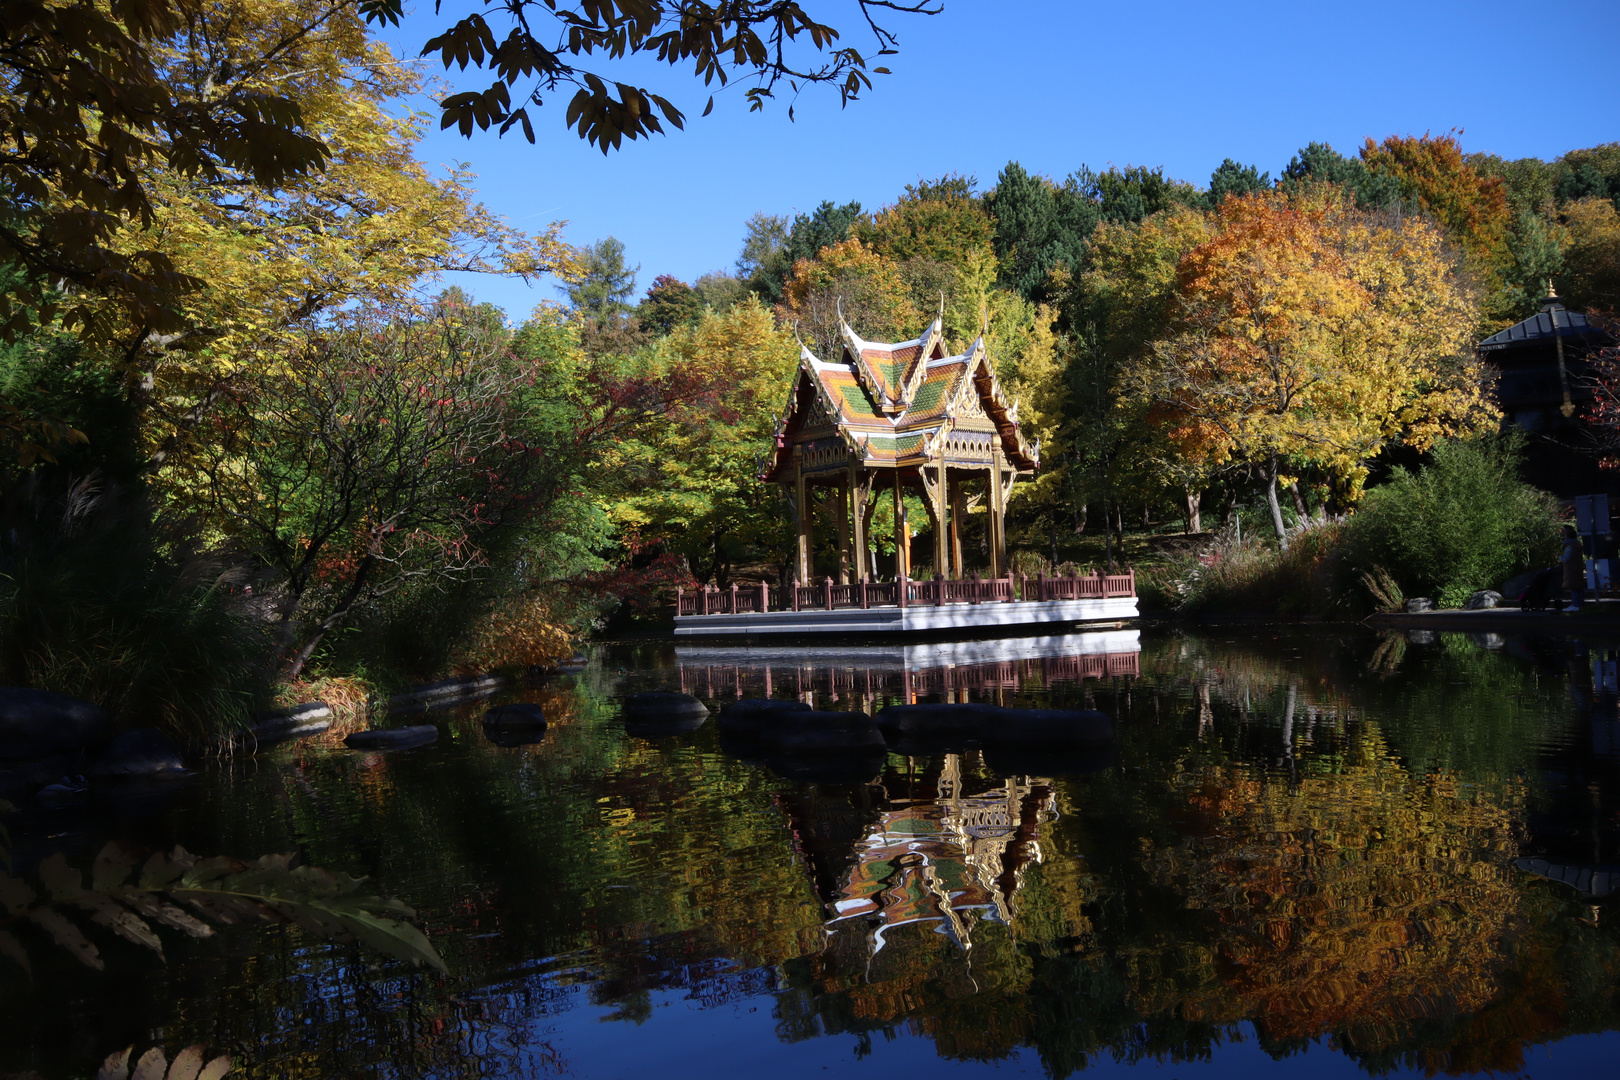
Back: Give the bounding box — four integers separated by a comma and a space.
700, 586, 710, 616
935, 573, 945, 607
676, 587, 685, 616
730, 582, 739, 613
1037, 571, 1046, 601
761, 580, 770, 612
898, 575, 908, 609
970, 572, 981, 605
792, 579, 801, 612
859, 579, 868, 609
824, 576, 834, 610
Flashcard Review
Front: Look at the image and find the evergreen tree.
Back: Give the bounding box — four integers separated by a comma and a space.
1280, 141, 1402, 209
1207, 158, 1271, 206
564, 237, 640, 323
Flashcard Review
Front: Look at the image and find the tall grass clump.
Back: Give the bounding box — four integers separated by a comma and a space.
1160, 518, 1346, 615
0, 476, 275, 741
0, 339, 274, 741
1343, 434, 1560, 609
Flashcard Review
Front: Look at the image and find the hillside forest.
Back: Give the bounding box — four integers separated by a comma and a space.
3, 1, 1619, 734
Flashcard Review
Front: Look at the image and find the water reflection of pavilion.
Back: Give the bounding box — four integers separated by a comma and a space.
675, 630, 1139, 704
825, 755, 1053, 953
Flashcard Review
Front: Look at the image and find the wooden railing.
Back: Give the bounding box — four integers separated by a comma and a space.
675, 569, 1136, 617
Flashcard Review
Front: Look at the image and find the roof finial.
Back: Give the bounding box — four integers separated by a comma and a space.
836, 294, 844, 323
1546, 278, 1559, 299
980, 298, 989, 337
937, 291, 945, 323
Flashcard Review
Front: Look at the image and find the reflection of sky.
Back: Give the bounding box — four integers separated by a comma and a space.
533, 989, 1620, 1079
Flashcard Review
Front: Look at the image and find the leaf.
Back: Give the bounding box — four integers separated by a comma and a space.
337, 911, 448, 973
196, 1056, 232, 1080
94, 843, 140, 892
119, 892, 215, 938
37, 853, 83, 901
27, 908, 103, 970
97, 1047, 132, 1080
0, 929, 30, 975
166, 1045, 206, 1080
0, 873, 36, 914
131, 1048, 167, 1080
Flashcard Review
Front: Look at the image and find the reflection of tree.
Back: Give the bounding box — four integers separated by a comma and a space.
1143, 724, 1525, 1051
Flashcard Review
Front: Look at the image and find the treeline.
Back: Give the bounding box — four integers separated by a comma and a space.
1, 0, 1617, 728
566, 136, 1617, 581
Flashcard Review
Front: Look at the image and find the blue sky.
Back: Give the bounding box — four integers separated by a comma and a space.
376, 0, 1620, 320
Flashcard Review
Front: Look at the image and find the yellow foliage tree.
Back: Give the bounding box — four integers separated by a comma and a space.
102, 0, 575, 473
1122, 189, 1492, 543
777, 238, 921, 359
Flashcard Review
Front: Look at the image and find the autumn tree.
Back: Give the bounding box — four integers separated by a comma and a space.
778, 237, 921, 359
199, 305, 546, 676
596, 299, 800, 584
1123, 190, 1492, 544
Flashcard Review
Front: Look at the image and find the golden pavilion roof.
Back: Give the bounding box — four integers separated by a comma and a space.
761, 316, 1039, 480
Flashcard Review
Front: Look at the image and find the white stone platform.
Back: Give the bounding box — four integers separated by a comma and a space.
673, 596, 1138, 637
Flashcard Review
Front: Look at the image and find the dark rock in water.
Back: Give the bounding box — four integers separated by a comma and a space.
718, 698, 811, 736
624, 714, 708, 738
0, 688, 108, 761
623, 692, 709, 737
988, 708, 1113, 749
761, 710, 885, 755
250, 703, 333, 747
624, 692, 709, 718
388, 675, 508, 714
89, 728, 189, 780
344, 725, 438, 750
985, 745, 1114, 777
555, 654, 589, 674
767, 752, 886, 785
484, 703, 548, 726
875, 703, 997, 751
0, 754, 82, 796
37, 774, 88, 806
483, 723, 549, 747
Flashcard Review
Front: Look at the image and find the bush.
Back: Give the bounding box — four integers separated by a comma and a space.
1343, 435, 1559, 608
0, 477, 274, 741
1159, 518, 1346, 615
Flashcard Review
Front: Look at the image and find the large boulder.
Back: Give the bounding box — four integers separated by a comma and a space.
483, 703, 549, 726
718, 698, 812, 737
0, 688, 109, 761
1464, 590, 1502, 611
344, 725, 439, 751
89, 728, 189, 780
987, 708, 1113, 749
875, 703, 998, 753
623, 692, 710, 738
483, 703, 550, 746
249, 703, 333, 748
761, 710, 885, 755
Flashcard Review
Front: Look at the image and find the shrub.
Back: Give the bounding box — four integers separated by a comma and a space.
1164, 518, 1346, 615
1343, 435, 1559, 608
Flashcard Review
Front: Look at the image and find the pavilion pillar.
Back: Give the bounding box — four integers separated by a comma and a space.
989, 447, 1012, 578
933, 457, 949, 578
794, 458, 812, 583
892, 471, 909, 580
848, 460, 867, 582
836, 480, 851, 585
950, 486, 967, 578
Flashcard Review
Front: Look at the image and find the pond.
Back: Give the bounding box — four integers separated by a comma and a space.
5, 625, 1620, 1079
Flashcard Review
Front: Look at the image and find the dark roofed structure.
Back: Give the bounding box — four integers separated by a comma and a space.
1482, 288, 1614, 496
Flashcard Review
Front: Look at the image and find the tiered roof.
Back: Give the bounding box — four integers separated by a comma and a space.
761, 316, 1039, 480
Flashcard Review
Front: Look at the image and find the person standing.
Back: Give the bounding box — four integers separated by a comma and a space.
1563, 524, 1586, 613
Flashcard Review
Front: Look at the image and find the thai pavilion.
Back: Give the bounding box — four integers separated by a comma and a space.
760, 315, 1039, 585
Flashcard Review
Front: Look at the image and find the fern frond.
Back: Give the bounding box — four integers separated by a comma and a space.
0, 841, 445, 975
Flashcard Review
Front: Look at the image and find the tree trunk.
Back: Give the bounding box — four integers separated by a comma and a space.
1074, 502, 1087, 535
1184, 487, 1202, 534
285, 556, 375, 679
1266, 453, 1289, 548
1049, 520, 1059, 566
1290, 478, 1308, 520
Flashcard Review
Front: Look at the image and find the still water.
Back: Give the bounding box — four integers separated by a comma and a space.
5, 626, 1620, 1079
